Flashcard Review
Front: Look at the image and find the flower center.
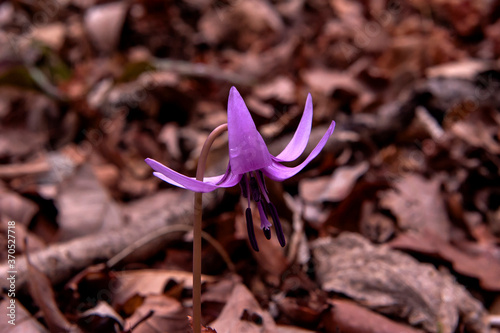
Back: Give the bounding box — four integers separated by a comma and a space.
239, 171, 286, 251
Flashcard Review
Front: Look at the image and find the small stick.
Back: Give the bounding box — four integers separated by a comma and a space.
193, 123, 228, 333
106, 224, 235, 272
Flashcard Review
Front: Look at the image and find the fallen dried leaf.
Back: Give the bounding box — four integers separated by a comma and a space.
124, 295, 189, 333
301, 69, 363, 99
78, 301, 124, 332
113, 269, 216, 306
274, 325, 317, 333
0, 189, 207, 292
389, 231, 500, 291
324, 299, 425, 333
198, 0, 283, 47
425, 0, 492, 36
26, 251, 81, 332
359, 201, 394, 243
55, 164, 123, 240
311, 232, 487, 333
379, 173, 451, 240
426, 60, 492, 79
450, 116, 500, 154
299, 162, 369, 203
188, 316, 218, 332
209, 284, 276, 333
253, 76, 296, 104
0, 128, 47, 160
0, 186, 38, 225
30, 23, 66, 51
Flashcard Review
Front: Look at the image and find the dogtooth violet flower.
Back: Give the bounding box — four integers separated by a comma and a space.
145, 87, 335, 251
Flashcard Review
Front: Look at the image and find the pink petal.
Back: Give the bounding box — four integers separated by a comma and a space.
262, 121, 335, 181
274, 93, 313, 162
227, 87, 272, 175
145, 158, 240, 193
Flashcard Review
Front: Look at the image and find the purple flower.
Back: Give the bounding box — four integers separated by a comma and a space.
146, 87, 335, 251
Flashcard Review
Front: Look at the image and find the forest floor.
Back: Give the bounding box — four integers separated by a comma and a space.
1, 0, 500, 332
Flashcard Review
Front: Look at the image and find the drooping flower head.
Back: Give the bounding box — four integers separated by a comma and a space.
146, 87, 335, 251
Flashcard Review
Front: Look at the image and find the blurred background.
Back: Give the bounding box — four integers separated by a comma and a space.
1, 0, 500, 332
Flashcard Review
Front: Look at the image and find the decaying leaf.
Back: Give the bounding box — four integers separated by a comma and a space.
26, 252, 81, 333
301, 69, 364, 99
274, 325, 317, 333
188, 316, 218, 332
113, 269, 216, 306
299, 162, 369, 203
198, 0, 283, 47
450, 115, 500, 154
30, 23, 66, 52
253, 76, 296, 104
1, 0, 500, 331
78, 301, 124, 332
311, 232, 487, 333
359, 201, 394, 243
423, 0, 492, 36
0, 128, 47, 160
390, 231, 500, 291
124, 295, 189, 333
425, 60, 491, 80
0, 186, 38, 225
209, 283, 276, 333
324, 299, 425, 333
379, 173, 451, 240
0, 189, 206, 292
55, 164, 123, 240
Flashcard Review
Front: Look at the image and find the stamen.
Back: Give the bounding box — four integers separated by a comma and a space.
249, 176, 260, 202
239, 176, 249, 199
254, 171, 271, 203
245, 174, 251, 209
257, 201, 272, 231
268, 203, 286, 247
245, 208, 259, 251
257, 171, 268, 194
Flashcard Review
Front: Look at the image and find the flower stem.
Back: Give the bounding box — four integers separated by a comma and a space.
193, 123, 228, 333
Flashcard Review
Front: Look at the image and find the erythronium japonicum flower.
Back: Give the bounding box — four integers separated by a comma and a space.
145, 87, 335, 251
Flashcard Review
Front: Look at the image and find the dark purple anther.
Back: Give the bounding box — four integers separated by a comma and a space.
268, 203, 286, 247
245, 208, 259, 252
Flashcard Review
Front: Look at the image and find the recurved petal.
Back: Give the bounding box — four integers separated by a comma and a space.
274, 93, 313, 162
152, 171, 212, 192
262, 121, 336, 181
204, 164, 242, 187
146, 158, 240, 193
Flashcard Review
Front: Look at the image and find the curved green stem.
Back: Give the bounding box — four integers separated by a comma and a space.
193, 123, 228, 333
